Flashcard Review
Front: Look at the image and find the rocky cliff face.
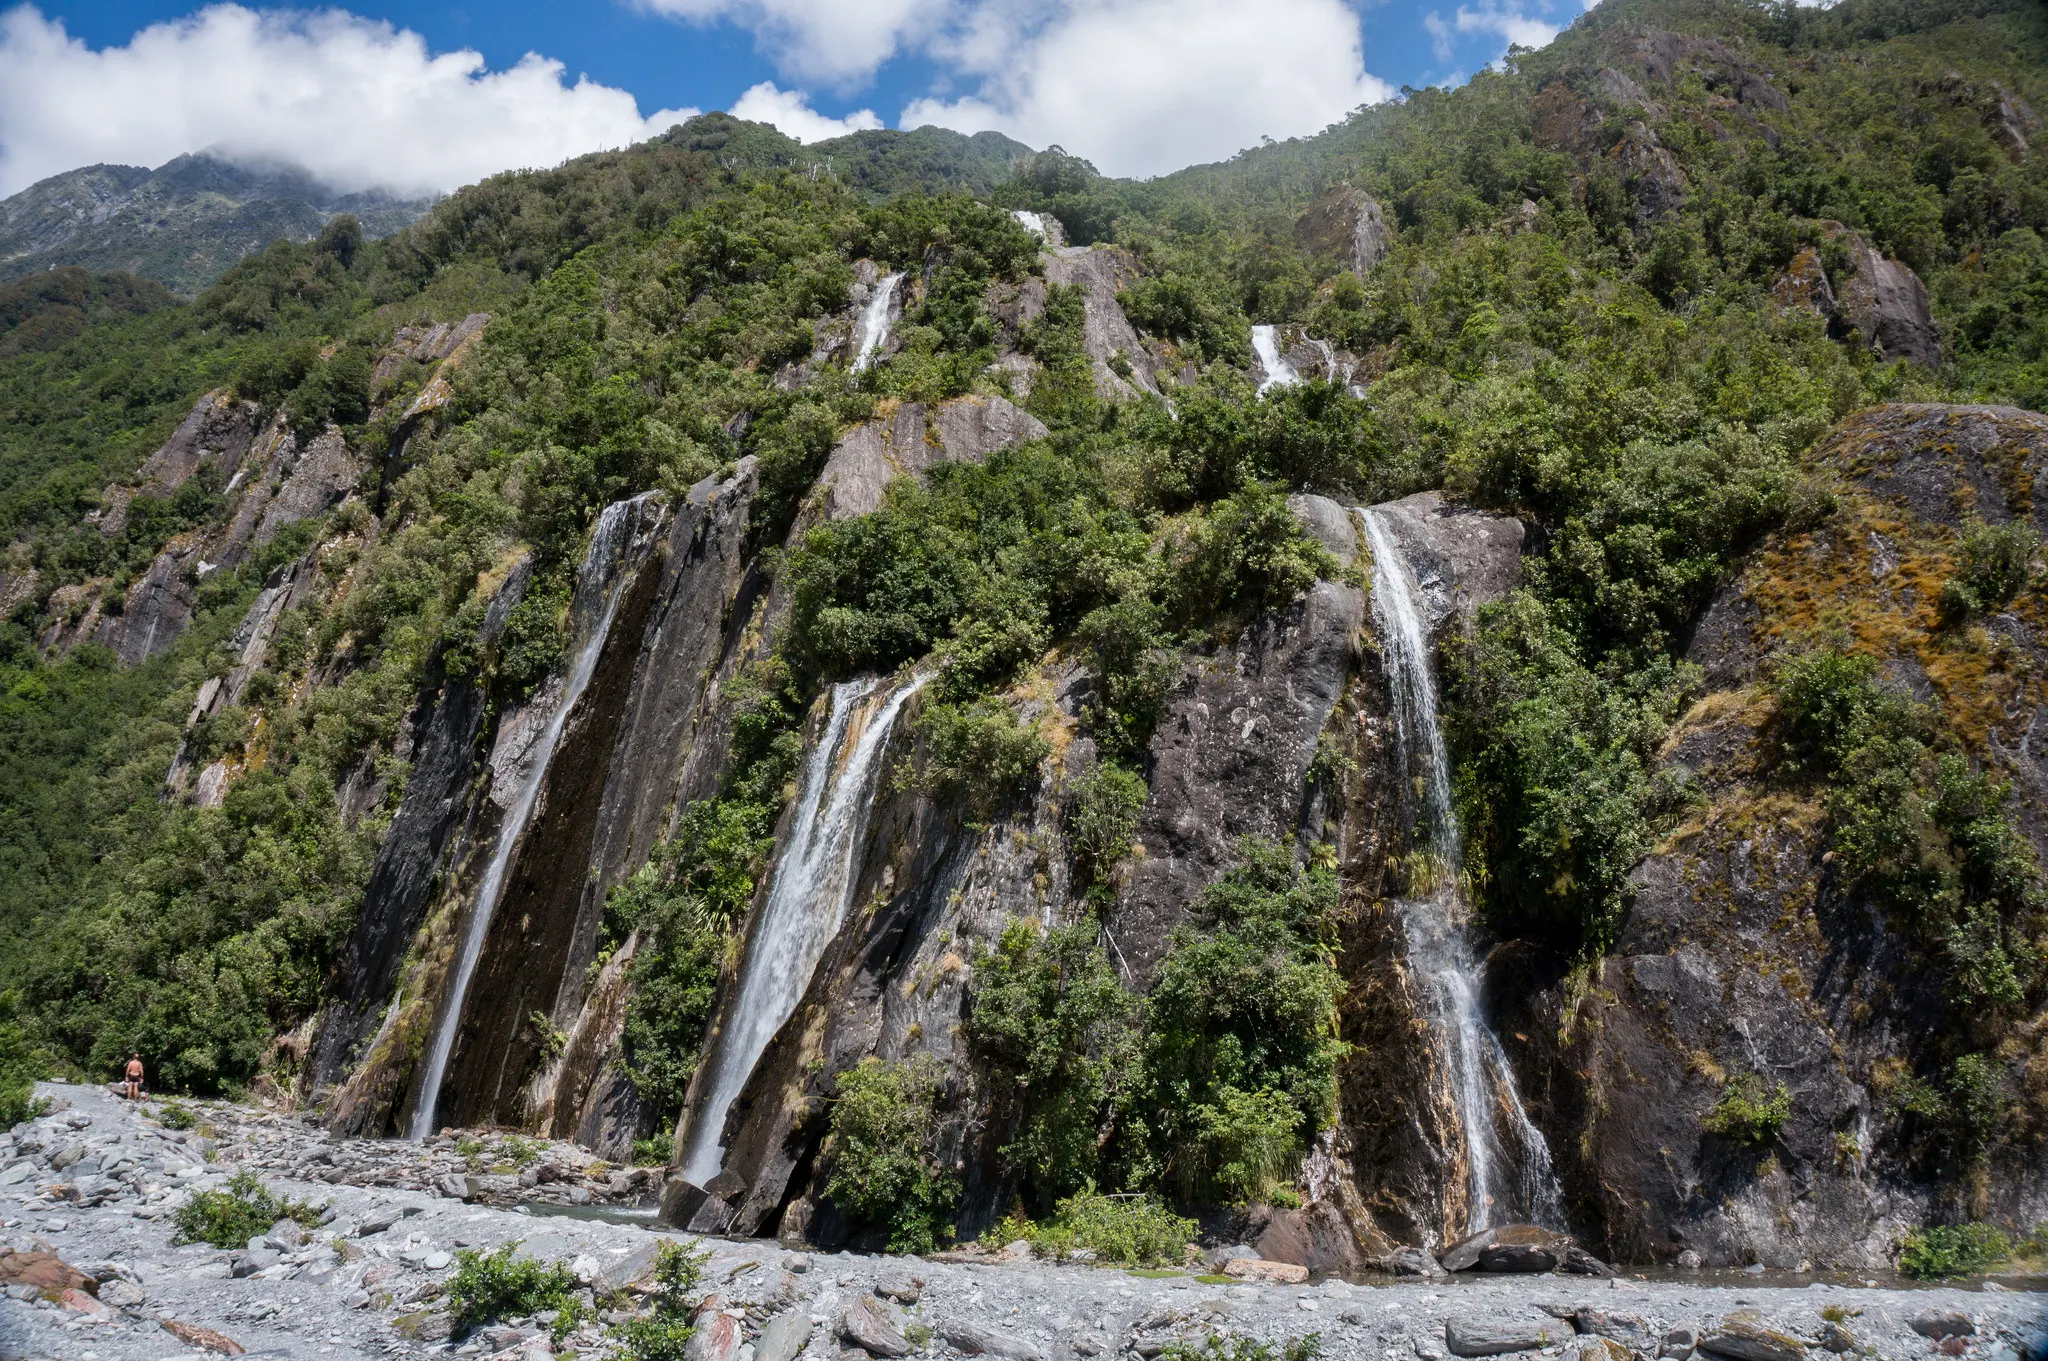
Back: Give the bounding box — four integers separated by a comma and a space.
1502, 404, 2048, 1269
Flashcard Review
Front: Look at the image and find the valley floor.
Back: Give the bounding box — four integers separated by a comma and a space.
1, 1083, 2042, 1361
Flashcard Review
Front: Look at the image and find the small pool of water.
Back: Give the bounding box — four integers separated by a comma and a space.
516, 1201, 663, 1228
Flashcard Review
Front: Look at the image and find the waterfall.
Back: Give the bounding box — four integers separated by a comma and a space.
680, 671, 933, 1185
851, 273, 903, 374
1012, 210, 1049, 240
1252, 324, 1300, 394
408, 494, 658, 1141
1355, 506, 1563, 1232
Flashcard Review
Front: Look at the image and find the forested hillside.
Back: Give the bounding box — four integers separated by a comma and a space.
0, 0, 2044, 1270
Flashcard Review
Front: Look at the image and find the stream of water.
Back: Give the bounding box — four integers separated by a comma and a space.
408, 494, 657, 1141
851, 273, 903, 374
1252, 324, 1300, 393
1355, 505, 1563, 1232
679, 672, 932, 1186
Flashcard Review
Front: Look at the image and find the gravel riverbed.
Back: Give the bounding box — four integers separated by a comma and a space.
1, 1083, 2041, 1361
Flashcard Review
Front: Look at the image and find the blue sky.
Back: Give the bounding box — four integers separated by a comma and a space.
0, 0, 1595, 196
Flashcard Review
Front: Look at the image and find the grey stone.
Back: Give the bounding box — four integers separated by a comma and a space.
438, 1173, 478, 1201
230, 1247, 279, 1278
1380, 1247, 1447, 1278
1440, 1225, 1571, 1274
1698, 1318, 1807, 1361
1910, 1310, 1974, 1341
942, 1321, 1046, 1361
1445, 1318, 1572, 1356
814, 397, 1047, 523
872, 1267, 924, 1304
840, 1295, 913, 1358
1576, 1310, 1654, 1350
758, 1312, 815, 1361
265, 1218, 309, 1249
1660, 1326, 1699, 1359
49, 1142, 86, 1171
98, 1278, 146, 1308
1294, 184, 1392, 277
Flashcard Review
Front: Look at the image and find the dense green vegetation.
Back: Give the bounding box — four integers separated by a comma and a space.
0, 0, 2042, 1252
445, 1243, 578, 1333
985, 1190, 1197, 1266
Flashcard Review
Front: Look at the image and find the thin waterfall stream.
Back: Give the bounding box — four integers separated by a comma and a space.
851, 273, 903, 374
1355, 505, 1564, 1232
680, 671, 932, 1186
1251, 324, 1300, 393
408, 494, 657, 1141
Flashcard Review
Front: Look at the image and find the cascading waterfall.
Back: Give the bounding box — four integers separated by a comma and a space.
1252, 324, 1300, 393
680, 671, 933, 1185
1355, 505, 1563, 1232
1012, 210, 1050, 240
1313, 337, 1368, 398
851, 273, 904, 374
408, 494, 657, 1141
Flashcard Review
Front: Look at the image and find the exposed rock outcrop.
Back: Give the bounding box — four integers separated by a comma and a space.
815, 396, 1049, 521
1824, 226, 1942, 367
1110, 495, 1367, 981
1044, 246, 1162, 400
1294, 185, 1393, 278
1532, 84, 1608, 154
1610, 124, 1687, 225
1507, 403, 2048, 1268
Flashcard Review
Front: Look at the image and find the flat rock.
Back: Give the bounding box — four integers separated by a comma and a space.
1440, 1225, 1570, 1274
942, 1320, 1047, 1361
1380, 1246, 1448, 1277
873, 1267, 924, 1304
840, 1293, 914, 1357
1575, 1308, 1653, 1349
1911, 1309, 1974, 1341
161, 1316, 248, 1355
758, 1311, 815, 1361
1699, 1318, 1807, 1361
0, 1250, 96, 1294
1225, 1258, 1308, 1284
1446, 1318, 1572, 1356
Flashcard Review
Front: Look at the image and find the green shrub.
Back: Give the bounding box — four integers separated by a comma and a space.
0, 1008, 47, 1131
1899, 1223, 2012, 1278
173, 1172, 325, 1248
1143, 839, 1346, 1202
1940, 518, 2040, 620
1068, 762, 1149, 893
968, 922, 1141, 1206
615, 1239, 710, 1361
911, 698, 1050, 822
989, 1190, 1196, 1266
823, 1054, 961, 1254
152, 1101, 198, 1131
446, 1243, 578, 1331
1700, 1073, 1793, 1145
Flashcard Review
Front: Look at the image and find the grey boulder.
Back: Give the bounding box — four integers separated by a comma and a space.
942, 1321, 1047, 1361
758, 1312, 815, 1361
1446, 1318, 1572, 1356
840, 1295, 914, 1358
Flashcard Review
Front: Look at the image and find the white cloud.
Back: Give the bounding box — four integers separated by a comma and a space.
1424, 10, 1453, 60
0, 4, 698, 197
730, 82, 881, 142
1452, 5, 1561, 51
901, 0, 1396, 179
633, 0, 949, 85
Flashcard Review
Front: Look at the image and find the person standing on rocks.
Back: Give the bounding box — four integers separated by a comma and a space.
123, 1052, 144, 1101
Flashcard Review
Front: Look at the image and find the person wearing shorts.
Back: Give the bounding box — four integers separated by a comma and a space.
124, 1053, 144, 1101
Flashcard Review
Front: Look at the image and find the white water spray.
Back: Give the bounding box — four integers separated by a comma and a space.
1355, 506, 1563, 1232
1252, 324, 1300, 394
408, 494, 657, 1141
1012, 210, 1050, 240
851, 273, 903, 374
680, 671, 932, 1185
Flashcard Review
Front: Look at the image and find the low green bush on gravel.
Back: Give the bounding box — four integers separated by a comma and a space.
1899, 1221, 2048, 1279
446, 1243, 578, 1331
988, 1189, 1196, 1267
172, 1172, 324, 1248
615, 1240, 710, 1361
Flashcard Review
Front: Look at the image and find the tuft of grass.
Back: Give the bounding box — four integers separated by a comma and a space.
985, 1190, 1197, 1268
1701, 1073, 1792, 1146
173, 1172, 325, 1248
446, 1243, 578, 1331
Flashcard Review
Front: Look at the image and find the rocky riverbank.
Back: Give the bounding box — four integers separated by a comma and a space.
2, 1084, 2043, 1361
